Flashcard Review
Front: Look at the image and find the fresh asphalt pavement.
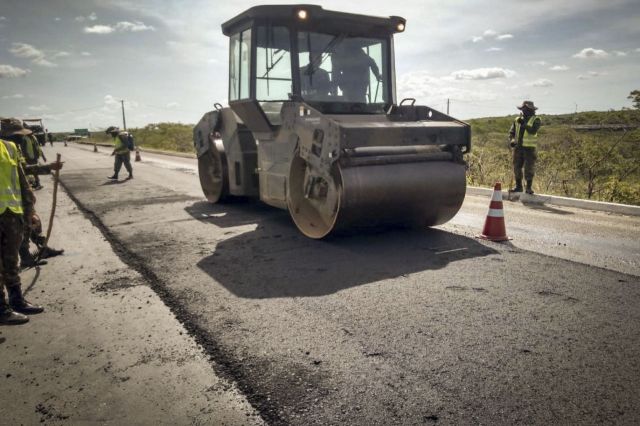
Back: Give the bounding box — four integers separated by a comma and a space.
25, 143, 640, 424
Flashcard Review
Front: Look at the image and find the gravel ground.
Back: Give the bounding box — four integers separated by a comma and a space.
0, 171, 263, 425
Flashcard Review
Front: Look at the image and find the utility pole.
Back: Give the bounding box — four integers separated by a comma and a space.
574, 103, 578, 114
447, 98, 450, 115
121, 99, 127, 131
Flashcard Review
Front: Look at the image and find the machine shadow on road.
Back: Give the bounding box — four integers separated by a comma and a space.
186, 201, 499, 298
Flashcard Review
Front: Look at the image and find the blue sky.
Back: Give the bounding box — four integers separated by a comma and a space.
0, 0, 639, 131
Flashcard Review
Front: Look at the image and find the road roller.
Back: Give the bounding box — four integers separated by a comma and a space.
194, 5, 471, 239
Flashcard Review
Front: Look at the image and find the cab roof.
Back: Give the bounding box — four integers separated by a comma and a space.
221, 4, 405, 37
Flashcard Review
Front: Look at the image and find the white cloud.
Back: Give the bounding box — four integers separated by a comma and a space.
577, 75, 589, 80
75, 13, 97, 22
496, 34, 514, 41
549, 65, 569, 71
528, 78, 554, 87
54, 17, 61, 22
103, 95, 139, 111
572, 48, 609, 59
397, 71, 501, 111
9, 43, 44, 59
532, 61, 548, 66
0, 17, 7, 21
84, 25, 115, 34
104, 95, 120, 108
613, 50, 627, 57
32, 57, 57, 68
28, 104, 50, 112
166, 102, 180, 108
483, 29, 497, 37
588, 71, 605, 77
84, 21, 155, 34
53, 51, 71, 59
10, 42, 58, 67
636, 48, 640, 53
2, 93, 25, 99
471, 36, 483, 43
115, 21, 156, 32
81, 51, 92, 56
451, 67, 516, 80
486, 47, 502, 52
0, 65, 30, 78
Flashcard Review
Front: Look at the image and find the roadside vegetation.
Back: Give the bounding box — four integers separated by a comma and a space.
79, 109, 640, 206
86, 123, 194, 153
467, 109, 640, 205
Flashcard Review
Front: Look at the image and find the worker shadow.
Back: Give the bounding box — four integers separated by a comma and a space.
520, 200, 574, 215
187, 202, 499, 299
100, 180, 127, 186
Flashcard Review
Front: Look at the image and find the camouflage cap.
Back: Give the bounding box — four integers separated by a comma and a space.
0, 117, 32, 137
105, 126, 120, 134
517, 100, 538, 111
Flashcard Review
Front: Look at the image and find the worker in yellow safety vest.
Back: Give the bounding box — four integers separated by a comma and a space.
509, 100, 541, 194
106, 126, 133, 180
0, 118, 62, 325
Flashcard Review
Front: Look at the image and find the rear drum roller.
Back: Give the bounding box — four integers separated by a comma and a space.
198, 141, 229, 203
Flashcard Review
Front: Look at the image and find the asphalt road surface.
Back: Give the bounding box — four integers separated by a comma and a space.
53, 143, 640, 424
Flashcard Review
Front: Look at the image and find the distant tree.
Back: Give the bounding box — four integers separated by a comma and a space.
628, 90, 640, 109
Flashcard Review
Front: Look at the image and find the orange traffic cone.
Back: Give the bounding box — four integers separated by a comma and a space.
135, 148, 141, 162
478, 182, 510, 241
93, 143, 98, 152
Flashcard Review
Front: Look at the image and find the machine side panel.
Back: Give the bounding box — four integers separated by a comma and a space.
219, 108, 260, 197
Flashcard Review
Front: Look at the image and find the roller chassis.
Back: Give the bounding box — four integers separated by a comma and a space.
194, 4, 471, 238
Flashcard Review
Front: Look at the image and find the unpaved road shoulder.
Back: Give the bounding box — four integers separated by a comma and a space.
0, 175, 263, 425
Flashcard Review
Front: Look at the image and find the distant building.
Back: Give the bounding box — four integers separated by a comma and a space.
74, 128, 90, 136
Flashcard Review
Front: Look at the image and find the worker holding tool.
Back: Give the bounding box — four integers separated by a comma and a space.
106, 126, 133, 181
508, 100, 541, 195
0, 119, 63, 268
0, 118, 63, 325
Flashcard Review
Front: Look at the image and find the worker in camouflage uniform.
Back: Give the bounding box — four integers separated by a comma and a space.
106, 126, 133, 180
0, 118, 63, 325
509, 100, 541, 195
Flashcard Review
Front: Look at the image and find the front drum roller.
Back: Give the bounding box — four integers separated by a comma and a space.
287, 154, 467, 239
198, 140, 229, 203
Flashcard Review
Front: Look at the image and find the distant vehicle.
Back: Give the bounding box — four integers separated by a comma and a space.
22, 118, 48, 146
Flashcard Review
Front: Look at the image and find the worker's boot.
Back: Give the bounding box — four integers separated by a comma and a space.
125, 173, 133, 180
526, 179, 534, 195
8, 285, 44, 315
19, 246, 47, 268
0, 301, 29, 325
39, 246, 65, 259
510, 179, 523, 193
107, 174, 118, 180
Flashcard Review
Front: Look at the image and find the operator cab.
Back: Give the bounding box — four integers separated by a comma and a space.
222, 5, 405, 130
